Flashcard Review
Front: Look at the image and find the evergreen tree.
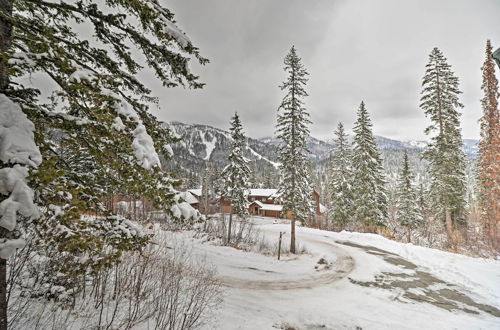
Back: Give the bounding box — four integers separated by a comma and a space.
417, 183, 429, 221
221, 112, 251, 245
395, 152, 423, 242
201, 162, 214, 217
351, 102, 387, 230
478, 40, 500, 244
0, 0, 207, 322
276, 46, 313, 253
328, 123, 353, 230
420, 47, 467, 240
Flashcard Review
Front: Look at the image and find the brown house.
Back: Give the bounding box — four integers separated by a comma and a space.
220, 188, 325, 219
249, 200, 283, 218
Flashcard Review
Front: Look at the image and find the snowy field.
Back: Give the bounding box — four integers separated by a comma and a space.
168, 217, 500, 330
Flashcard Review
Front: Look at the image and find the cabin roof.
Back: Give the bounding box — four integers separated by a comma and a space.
249, 200, 282, 211
181, 191, 199, 204
187, 189, 202, 197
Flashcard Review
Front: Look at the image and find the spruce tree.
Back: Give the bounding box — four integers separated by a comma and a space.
201, 162, 214, 217
0, 0, 207, 322
395, 152, 423, 242
420, 47, 467, 240
328, 123, 353, 230
221, 112, 251, 245
351, 101, 387, 230
478, 40, 500, 244
276, 46, 313, 253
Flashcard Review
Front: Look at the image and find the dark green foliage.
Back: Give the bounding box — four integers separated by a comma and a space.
395, 152, 423, 233
328, 123, 353, 229
351, 102, 387, 228
0, 0, 207, 299
420, 48, 466, 229
276, 46, 313, 222
221, 113, 251, 217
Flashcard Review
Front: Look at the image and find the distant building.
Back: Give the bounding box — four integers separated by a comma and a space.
185, 189, 219, 214
219, 188, 325, 219
180, 191, 200, 209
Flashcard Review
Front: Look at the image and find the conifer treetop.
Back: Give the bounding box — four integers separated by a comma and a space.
328, 122, 353, 229
276, 46, 313, 223
419, 47, 467, 230
351, 101, 387, 228
395, 151, 422, 231
478, 39, 500, 242
420, 47, 463, 137
222, 112, 251, 217
479, 40, 500, 145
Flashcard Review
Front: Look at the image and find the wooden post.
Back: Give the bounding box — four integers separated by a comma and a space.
278, 232, 284, 260
227, 212, 233, 246
290, 217, 296, 254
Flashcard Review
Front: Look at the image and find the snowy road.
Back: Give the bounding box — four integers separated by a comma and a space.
218, 230, 355, 290
192, 219, 500, 330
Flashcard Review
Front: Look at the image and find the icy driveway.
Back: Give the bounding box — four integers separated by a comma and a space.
194, 221, 500, 329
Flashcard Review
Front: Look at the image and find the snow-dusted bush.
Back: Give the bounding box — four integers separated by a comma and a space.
8, 227, 222, 330
196, 215, 308, 256
254, 236, 308, 257
196, 214, 259, 248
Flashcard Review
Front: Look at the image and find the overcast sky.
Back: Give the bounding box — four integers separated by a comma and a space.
147, 0, 499, 141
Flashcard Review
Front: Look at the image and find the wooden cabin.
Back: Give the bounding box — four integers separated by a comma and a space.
220, 188, 325, 219
249, 200, 283, 218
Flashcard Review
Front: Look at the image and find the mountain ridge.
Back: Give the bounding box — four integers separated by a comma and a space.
166, 121, 478, 163
164, 121, 478, 188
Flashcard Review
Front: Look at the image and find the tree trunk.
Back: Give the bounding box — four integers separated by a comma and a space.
407, 228, 411, 243
133, 197, 137, 222
204, 197, 208, 218
290, 217, 296, 254
0, 254, 6, 330
227, 212, 232, 246
0, 1, 13, 328
445, 209, 454, 243
0, 0, 12, 90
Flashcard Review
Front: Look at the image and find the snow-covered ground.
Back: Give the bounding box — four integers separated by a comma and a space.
174, 217, 500, 330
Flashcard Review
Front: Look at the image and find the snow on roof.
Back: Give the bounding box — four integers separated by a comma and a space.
249, 200, 282, 211
260, 204, 283, 212
180, 191, 199, 205
270, 191, 281, 198
248, 189, 278, 197
249, 200, 265, 207
187, 189, 202, 197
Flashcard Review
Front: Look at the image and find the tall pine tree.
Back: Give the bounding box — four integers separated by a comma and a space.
351, 102, 387, 230
328, 122, 353, 230
395, 152, 423, 242
276, 46, 313, 253
478, 40, 500, 245
221, 112, 251, 245
420, 47, 467, 241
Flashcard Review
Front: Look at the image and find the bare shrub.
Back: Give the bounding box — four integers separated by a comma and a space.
196, 214, 260, 248
254, 235, 308, 256
8, 229, 222, 330
196, 215, 308, 256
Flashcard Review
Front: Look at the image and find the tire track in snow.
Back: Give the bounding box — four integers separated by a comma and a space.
219, 232, 355, 290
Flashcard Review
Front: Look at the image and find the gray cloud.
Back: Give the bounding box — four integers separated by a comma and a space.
148, 0, 499, 141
